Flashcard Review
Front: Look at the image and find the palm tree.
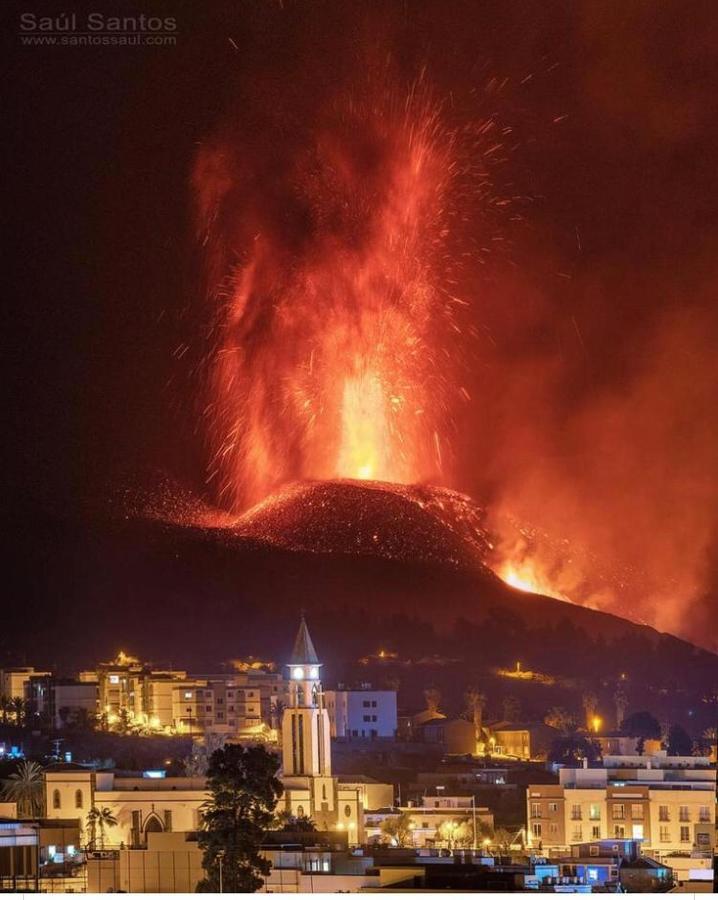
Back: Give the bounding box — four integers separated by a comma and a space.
464, 686, 487, 750
9, 697, 28, 727
614, 686, 628, 730
0, 695, 11, 725
582, 693, 598, 731
423, 688, 442, 716
1, 760, 44, 817
87, 806, 118, 850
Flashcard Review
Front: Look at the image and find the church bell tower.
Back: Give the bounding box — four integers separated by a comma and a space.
282, 615, 331, 777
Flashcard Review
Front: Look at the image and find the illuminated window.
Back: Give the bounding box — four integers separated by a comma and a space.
109, 675, 120, 684
587, 868, 599, 882
531, 823, 542, 838
589, 804, 601, 820
632, 824, 644, 840
309, 667, 318, 679
292, 667, 304, 680
184, 691, 192, 699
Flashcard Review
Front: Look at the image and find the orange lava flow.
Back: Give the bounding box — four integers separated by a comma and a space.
194, 78, 464, 510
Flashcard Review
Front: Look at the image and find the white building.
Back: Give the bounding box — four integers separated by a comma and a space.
325, 688, 397, 739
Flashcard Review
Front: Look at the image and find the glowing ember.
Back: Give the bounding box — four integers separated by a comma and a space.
192, 73, 509, 511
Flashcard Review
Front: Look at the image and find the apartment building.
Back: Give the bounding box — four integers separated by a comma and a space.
527, 752, 716, 859
27, 676, 99, 729
325, 688, 397, 739
95, 656, 284, 735
0, 667, 52, 702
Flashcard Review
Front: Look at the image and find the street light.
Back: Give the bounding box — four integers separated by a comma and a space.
216, 849, 225, 893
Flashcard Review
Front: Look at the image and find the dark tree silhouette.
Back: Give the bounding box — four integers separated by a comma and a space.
197, 744, 282, 893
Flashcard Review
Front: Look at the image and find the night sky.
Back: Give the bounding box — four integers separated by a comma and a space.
5, 0, 718, 648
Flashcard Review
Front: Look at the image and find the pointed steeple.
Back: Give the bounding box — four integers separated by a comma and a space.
289, 614, 320, 666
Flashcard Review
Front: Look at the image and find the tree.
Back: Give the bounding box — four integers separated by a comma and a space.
622, 711, 661, 740
544, 707, 577, 735
1, 760, 44, 817
502, 695, 521, 723
197, 744, 282, 893
9, 698, 28, 728
86, 806, 118, 850
423, 688, 441, 716
464, 687, 487, 748
666, 724, 693, 757
0, 695, 11, 725
582, 693, 598, 731
380, 811, 414, 847
491, 827, 514, 854
183, 734, 227, 777
549, 736, 601, 766
438, 818, 473, 849
614, 686, 628, 730
273, 810, 317, 832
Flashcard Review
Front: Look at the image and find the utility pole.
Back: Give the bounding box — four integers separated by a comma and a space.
472, 794, 478, 851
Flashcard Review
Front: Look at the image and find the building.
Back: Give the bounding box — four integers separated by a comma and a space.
27, 676, 99, 729
44, 765, 207, 846
86, 831, 204, 893
0, 667, 51, 702
527, 752, 716, 859
594, 732, 662, 757
417, 718, 476, 755
487, 721, 558, 761
559, 839, 673, 892
366, 792, 493, 848
325, 687, 397, 739
0, 817, 83, 893
278, 616, 368, 844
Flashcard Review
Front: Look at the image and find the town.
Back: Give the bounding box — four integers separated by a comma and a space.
1, 617, 715, 892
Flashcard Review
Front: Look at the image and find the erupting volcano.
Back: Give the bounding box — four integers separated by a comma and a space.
177, 58, 716, 652
193, 72, 509, 512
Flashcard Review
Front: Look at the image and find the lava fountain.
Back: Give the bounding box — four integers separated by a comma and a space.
191, 74, 498, 512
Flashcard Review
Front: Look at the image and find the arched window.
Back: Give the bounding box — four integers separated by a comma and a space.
52, 789, 61, 810
144, 814, 163, 835
75, 789, 83, 809
297, 805, 305, 817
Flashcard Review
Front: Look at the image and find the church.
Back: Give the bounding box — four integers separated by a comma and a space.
278, 615, 368, 844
